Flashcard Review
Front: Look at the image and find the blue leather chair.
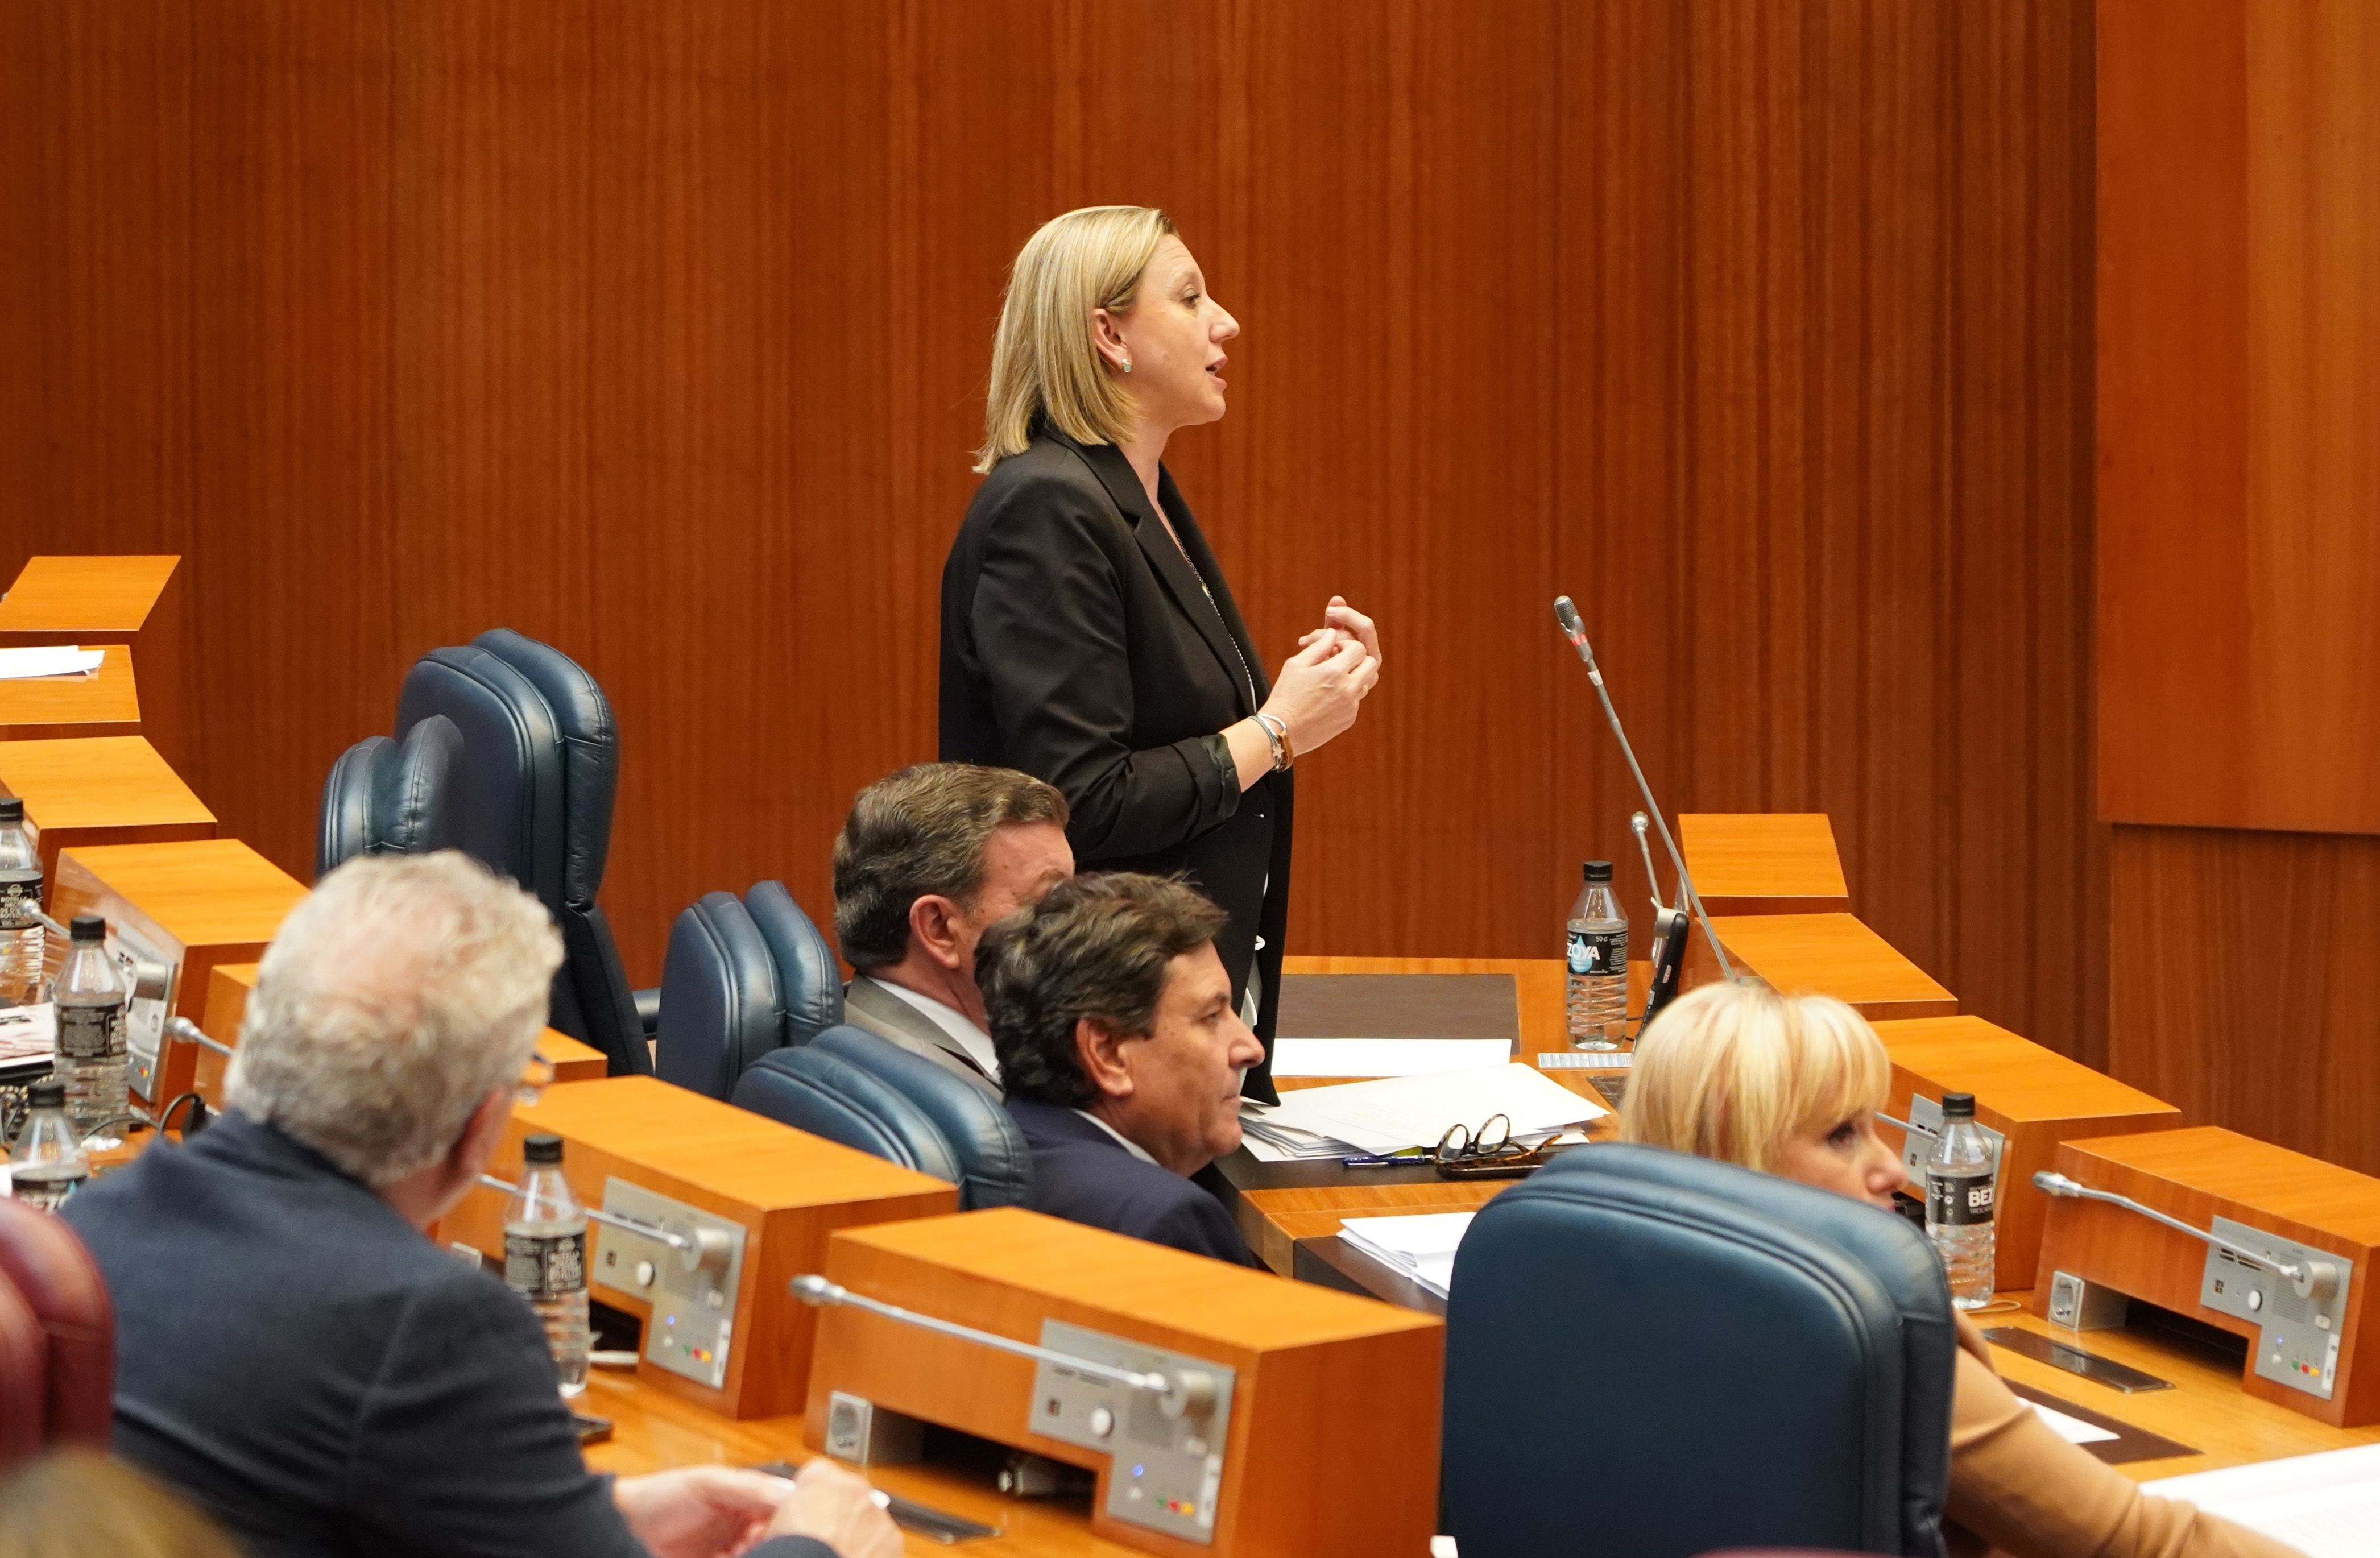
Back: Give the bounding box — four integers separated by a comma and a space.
314, 714, 463, 878
1444, 1144, 1956, 1558
653, 881, 842, 1100
393, 629, 651, 1076
731, 1026, 1032, 1211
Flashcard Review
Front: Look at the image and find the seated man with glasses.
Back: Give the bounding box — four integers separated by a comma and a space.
976, 872, 1264, 1267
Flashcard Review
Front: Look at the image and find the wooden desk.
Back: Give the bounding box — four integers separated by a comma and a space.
582, 1371, 1148, 1556
0, 556, 189, 769
0, 644, 142, 742
0, 736, 216, 877
1680, 812, 1853, 915
1690, 912, 1958, 1021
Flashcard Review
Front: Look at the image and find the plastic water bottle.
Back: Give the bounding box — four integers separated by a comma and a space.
1566, 860, 1629, 1050
505, 1133, 590, 1397
1924, 1091, 1998, 1307
8, 1079, 89, 1211
52, 915, 128, 1146
0, 799, 41, 1010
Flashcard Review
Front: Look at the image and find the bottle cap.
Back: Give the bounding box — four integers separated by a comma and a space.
1941, 1092, 1976, 1120
28, 1078, 64, 1109
522, 1133, 564, 1166
1583, 860, 1614, 883
0, 798, 20, 824
68, 915, 105, 943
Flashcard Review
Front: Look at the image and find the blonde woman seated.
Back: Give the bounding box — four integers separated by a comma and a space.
1622, 980, 2297, 1558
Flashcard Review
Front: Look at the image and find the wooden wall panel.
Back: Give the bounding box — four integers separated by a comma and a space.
2098, 0, 2380, 834
0, 1, 2100, 1060
2109, 826, 2380, 1176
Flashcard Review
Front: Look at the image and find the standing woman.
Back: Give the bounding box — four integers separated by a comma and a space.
941, 206, 1382, 1104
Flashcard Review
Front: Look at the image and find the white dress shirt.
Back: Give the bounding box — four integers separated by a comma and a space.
1073, 1109, 1160, 1167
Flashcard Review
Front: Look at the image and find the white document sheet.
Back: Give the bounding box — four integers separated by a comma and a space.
1270, 1037, 1514, 1079
1249, 1063, 1605, 1157
2023, 1399, 2116, 1446
0, 645, 104, 680
2145, 1441, 2380, 1558
1339, 1211, 1475, 1300
0, 1002, 56, 1066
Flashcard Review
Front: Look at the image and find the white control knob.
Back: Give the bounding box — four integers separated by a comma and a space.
634, 1261, 656, 1288
1088, 1407, 1115, 1439
2247, 1288, 2264, 1312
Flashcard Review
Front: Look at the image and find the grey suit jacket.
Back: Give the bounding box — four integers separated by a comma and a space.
843, 974, 1001, 1100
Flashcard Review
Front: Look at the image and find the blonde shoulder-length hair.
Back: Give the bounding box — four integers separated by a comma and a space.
975, 205, 1177, 473
1620, 980, 1892, 1175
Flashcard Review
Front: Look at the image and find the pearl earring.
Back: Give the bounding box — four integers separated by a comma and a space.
1120, 355, 1133, 374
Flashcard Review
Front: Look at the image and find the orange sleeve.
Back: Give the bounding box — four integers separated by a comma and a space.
1944, 1341, 2305, 1558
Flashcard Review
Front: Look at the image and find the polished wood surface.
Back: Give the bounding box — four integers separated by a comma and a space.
0, 2, 2101, 1067
2107, 824, 2380, 1179
0, 735, 215, 876
1679, 813, 1851, 917
1874, 1015, 2180, 1290
0, 642, 140, 742
439, 1076, 957, 1420
2034, 1127, 2380, 1427
51, 839, 307, 1102
2098, 0, 2380, 833
0, 557, 189, 772
810, 1208, 1441, 1558
1690, 913, 1959, 1021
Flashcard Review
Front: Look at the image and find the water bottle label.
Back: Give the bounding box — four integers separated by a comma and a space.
505, 1230, 587, 1299
0, 879, 36, 930
1926, 1170, 1995, 1226
1567, 929, 1626, 976
11, 1172, 86, 1212
57, 1002, 127, 1062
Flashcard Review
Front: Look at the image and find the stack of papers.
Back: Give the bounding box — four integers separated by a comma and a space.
2145, 1442, 2380, 1558
0, 1003, 55, 1066
1339, 1212, 1475, 1299
0, 646, 104, 681
1239, 1063, 1607, 1162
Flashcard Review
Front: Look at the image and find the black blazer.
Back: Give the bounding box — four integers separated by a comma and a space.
60, 1113, 831, 1558
1005, 1097, 1260, 1268
941, 425, 1293, 1103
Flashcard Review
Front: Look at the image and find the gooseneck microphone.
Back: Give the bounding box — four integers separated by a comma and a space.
1630, 811, 1667, 913
1550, 596, 1735, 981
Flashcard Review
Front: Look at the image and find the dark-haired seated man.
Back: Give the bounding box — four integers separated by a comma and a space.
977, 872, 1264, 1267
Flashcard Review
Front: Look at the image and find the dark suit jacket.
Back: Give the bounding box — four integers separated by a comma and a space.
1005, 1097, 1260, 1268
61, 1112, 832, 1558
941, 424, 1293, 1103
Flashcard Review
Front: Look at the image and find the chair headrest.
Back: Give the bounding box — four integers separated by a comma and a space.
730, 1039, 966, 1186
812, 1026, 1031, 1209
396, 645, 566, 909
742, 881, 842, 1047
1444, 1144, 1952, 1558
655, 893, 783, 1101
317, 715, 465, 879
471, 629, 617, 905
0, 1197, 114, 1456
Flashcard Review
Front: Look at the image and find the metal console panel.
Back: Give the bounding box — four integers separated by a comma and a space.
595, 1178, 747, 1390
1029, 1321, 1235, 1545
2199, 1216, 2354, 1400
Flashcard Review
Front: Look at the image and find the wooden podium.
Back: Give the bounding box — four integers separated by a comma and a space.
0, 645, 143, 743
1686, 911, 1956, 1021
2033, 1127, 2380, 1427
806, 1207, 1442, 1558
439, 1078, 957, 1420
0, 557, 189, 769
1679, 813, 1853, 916
190, 961, 607, 1102
0, 736, 216, 878
1873, 1016, 2180, 1291
47, 840, 307, 1107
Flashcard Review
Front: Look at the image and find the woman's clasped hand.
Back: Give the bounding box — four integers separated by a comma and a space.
1265, 595, 1384, 758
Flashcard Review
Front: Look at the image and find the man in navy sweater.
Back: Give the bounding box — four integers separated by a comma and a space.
65, 852, 898, 1558
978, 872, 1265, 1267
